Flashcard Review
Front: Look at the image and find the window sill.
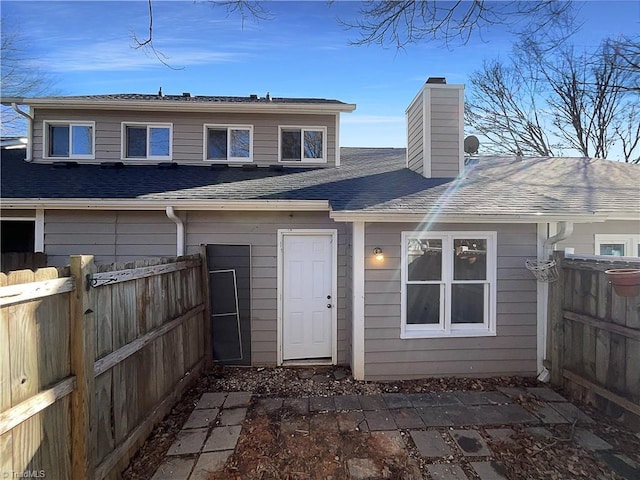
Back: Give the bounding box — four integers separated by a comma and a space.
401, 328, 496, 339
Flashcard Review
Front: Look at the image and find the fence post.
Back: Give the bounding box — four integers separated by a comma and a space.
548, 251, 565, 386
200, 245, 212, 367
69, 255, 97, 479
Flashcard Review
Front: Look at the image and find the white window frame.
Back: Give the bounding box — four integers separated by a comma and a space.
43, 121, 95, 160
595, 234, 640, 257
278, 126, 327, 163
121, 122, 173, 161
400, 231, 497, 339
202, 124, 253, 163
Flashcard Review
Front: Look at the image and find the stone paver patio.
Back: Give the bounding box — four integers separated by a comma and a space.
150, 386, 638, 479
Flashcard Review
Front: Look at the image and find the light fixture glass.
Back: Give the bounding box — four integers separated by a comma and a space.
373, 247, 384, 261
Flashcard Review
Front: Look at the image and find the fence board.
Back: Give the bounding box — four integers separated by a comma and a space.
1, 254, 207, 479
549, 253, 640, 429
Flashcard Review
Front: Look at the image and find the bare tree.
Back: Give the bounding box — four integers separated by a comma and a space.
465, 60, 553, 156
341, 1, 575, 49
1, 19, 55, 135
466, 37, 639, 162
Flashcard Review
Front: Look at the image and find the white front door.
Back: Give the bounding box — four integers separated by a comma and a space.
281, 233, 335, 361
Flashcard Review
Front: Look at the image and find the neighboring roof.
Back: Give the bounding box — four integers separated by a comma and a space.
1, 148, 639, 222
0, 93, 356, 113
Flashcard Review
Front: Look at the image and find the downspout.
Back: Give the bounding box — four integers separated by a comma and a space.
543, 221, 574, 259
538, 221, 574, 382
12, 103, 33, 162
165, 207, 185, 256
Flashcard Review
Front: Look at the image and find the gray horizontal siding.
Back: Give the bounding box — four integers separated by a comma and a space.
32, 109, 338, 167
362, 222, 538, 380
42, 209, 351, 367
429, 88, 461, 178
556, 220, 640, 255
184, 210, 350, 366
406, 93, 424, 174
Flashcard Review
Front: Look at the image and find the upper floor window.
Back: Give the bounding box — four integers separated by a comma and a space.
204, 125, 253, 162
279, 126, 326, 163
595, 234, 640, 257
44, 121, 94, 159
401, 231, 497, 338
122, 123, 172, 160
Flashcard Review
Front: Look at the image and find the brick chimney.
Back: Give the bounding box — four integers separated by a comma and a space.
406, 77, 464, 178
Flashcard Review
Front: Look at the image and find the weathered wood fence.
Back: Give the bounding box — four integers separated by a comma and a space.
0, 254, 210, 479
547, 252, 640, 429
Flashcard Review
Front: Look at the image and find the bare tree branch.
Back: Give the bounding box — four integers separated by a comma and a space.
341, 1, 576, 49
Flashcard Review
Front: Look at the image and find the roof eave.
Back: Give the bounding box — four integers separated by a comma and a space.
0, 97, 356, 114
0, 199, 331, 211
328, 211, 637, 223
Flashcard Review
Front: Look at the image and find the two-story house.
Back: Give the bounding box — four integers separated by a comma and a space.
2, 78, 639, 381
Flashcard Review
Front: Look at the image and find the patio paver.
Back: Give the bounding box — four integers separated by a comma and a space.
450, 430, 493, 457
189, 451, 233, 480
527, 386, 567, 402
218, 407, 247, 426
382, 393, 413, 409
574, 429, 613, 451
391, 408, 425, 429
310, 396, 335, 412
410, 430, 453, 457
202, 425, 242, 452
195, 392, 226, 409
223, 392, 252, 408
182, 408, 219, 429
166, 428, 208, 456
549, 402, 594, 424
364, 410, 397, 431
334, 394, 362, 411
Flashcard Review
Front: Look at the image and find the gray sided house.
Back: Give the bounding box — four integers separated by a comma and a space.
2, 80, 639, 380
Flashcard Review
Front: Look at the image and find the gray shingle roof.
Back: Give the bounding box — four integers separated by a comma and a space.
2, 93, 349, 105
1, 148, 639, 218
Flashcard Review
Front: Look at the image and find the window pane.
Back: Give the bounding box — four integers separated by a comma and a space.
281, 130, 301, 160
207, 129, 227, 159
407, 239, 442, 281
303, 130, 323, 158
149, 127, 170, 156
407, 284, 440, 324
451, 283, 485, 323
126, 126, 147, 157
454, 239, 487, 280
600, 243, 625, 256
71, 125, 92, 155
230, 129, 250, 158
49, 125, 69, 156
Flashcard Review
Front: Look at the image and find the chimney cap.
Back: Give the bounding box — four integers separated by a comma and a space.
426, 77, 447, 84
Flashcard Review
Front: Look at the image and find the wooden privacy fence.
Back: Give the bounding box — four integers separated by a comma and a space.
0, 254, 210, 479
547, 252, 640, 429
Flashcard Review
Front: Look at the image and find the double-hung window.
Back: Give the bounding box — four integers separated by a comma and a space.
401, 231, 497, 338
204, 125, 253, 162
279, 126, 326, 163
44, 121, 94, 159
122, 123, 172, 160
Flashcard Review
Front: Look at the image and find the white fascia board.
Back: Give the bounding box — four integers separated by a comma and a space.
329, 211, 616, 223
1, 98, 356, 114
1, 199, 330, 211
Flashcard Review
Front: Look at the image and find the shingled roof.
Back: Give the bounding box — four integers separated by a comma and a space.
1, 148, 639, 220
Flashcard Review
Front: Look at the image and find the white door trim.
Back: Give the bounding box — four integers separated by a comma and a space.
277, 229, 338, 366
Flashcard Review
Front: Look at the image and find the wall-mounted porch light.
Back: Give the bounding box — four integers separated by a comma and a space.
373, 247, 384, 261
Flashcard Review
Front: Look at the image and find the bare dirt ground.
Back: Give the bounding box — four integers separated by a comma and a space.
122, 366, 640, 480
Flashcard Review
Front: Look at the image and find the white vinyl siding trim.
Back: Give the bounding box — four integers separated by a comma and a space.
43, 120, 95, 160
400, 231, 497, 338
203, 124, 253, 163
121, 122, 173, 160
278, 126, 327, 164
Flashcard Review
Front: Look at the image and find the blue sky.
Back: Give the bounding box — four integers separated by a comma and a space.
2, 0, 639, 147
